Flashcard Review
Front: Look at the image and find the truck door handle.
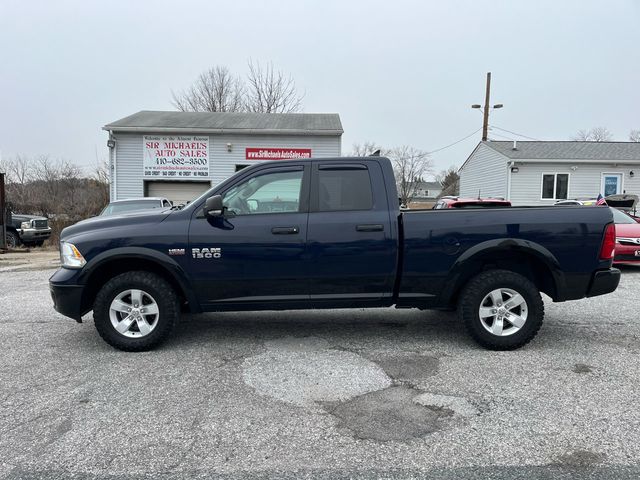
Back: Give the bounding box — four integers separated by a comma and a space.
355, 224, 384, 232
271, 226, 299, 235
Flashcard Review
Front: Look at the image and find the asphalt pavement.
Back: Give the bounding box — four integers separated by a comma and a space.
1, 267, 639, 479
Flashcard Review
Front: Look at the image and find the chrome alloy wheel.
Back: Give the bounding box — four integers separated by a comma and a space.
478, 288, 528, 337
109, 289, 159, 338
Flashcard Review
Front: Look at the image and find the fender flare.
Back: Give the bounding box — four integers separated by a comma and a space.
77, 247, 200, 313
441, 238, 565, 304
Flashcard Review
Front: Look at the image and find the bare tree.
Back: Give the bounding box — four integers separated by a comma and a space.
172, 66, 245, 112
630, 129, 640, 142
388, 146, 433, 205
244, 59, 303, 113
572, 127, 613, 142
349, 142, 388, 157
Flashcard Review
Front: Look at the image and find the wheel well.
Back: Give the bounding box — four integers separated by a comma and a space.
449, 250, 558, 306
81, 258, 189, 314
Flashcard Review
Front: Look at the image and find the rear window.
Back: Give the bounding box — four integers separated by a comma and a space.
318, 168, 373, 211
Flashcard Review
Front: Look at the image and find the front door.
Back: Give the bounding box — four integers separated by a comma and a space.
188, 164, 310, 306
602, 173, 623, 197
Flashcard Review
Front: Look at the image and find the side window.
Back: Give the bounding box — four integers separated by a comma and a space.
163, 200, 172, 208
317, 167, 373, 212
222, 169, 303, 215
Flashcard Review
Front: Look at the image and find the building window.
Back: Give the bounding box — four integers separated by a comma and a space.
541, 173, 569, 200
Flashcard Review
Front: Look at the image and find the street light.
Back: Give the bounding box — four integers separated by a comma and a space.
472, 72, 503, 141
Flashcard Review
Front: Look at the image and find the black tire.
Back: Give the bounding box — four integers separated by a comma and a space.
5, 231, 20, 248
93, 271, 179, 351
458, 269, 544, 350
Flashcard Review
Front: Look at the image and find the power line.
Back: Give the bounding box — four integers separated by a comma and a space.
491, 125, 541, 141
427, 128, 483, 155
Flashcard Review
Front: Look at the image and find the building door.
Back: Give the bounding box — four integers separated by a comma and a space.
145, 181, 211, 206
602, 173, 623, 197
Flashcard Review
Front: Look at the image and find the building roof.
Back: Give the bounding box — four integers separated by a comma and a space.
104, 110, 343, 135
414, 181, 442, 189
484, 140, 640, 161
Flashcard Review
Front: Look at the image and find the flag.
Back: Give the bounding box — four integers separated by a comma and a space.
596, 194, 607, 206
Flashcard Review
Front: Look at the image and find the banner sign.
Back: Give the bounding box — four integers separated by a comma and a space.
245, 148, 312, 160
143, 136, 209, 178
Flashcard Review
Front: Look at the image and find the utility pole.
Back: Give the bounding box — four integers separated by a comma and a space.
472, 72, 503, 141
482, 72, 491, 141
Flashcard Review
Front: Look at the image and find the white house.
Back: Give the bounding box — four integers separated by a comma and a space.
459, 141, 640, 205
411, 181, 442, 200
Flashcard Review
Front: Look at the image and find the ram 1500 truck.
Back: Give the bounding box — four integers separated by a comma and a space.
49, 157, 620, 352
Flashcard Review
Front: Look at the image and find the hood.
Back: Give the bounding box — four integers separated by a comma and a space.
61, 208, 173, 240
11, 213, 47, 222
614, 222, 640, 237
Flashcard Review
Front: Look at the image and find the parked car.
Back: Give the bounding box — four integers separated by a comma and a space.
100, 197, 172, 216
433, 196, 511, 209
5, 213, 52, 248
51, 156, 619, 352
610, 207, 640, 265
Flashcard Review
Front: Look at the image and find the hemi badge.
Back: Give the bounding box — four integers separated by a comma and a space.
168, 248, 185, 256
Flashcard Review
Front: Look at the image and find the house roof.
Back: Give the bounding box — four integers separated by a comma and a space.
484, 141, 640, 161
414, 181, 442, 189
104, 110, 343, 135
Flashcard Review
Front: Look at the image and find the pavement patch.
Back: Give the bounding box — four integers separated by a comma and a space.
241, 336, 392, 407
372, 353, 440, 383
325, 385, 451, 442
553, 449, 607, 467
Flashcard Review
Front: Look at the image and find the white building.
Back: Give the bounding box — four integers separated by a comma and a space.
459, 141, 640, 205
103, 111, 343, 204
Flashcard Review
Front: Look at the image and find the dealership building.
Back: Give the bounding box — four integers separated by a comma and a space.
103, 110, 343, 204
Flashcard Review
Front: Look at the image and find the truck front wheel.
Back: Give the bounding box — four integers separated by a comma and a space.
458, 270, 544, 350
93, 271, 179, 351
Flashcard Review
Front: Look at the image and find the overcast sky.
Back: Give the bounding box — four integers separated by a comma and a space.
1, 0, 639, 177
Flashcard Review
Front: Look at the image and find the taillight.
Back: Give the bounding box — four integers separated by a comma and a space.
599, 223, 616, 260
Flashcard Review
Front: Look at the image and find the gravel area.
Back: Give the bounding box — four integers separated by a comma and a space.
1, 267, 639, 479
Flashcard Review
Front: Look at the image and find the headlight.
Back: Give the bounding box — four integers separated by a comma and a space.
60, 242, 86, 269
21, 222, 30, 229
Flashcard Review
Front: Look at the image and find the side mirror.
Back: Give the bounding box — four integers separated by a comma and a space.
203, 195, 224, 217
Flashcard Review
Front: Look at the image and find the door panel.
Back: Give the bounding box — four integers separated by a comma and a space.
306, 161, 397, 300
188, 165, 310, 305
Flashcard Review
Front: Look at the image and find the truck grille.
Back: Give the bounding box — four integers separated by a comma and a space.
32, 219, 48, 229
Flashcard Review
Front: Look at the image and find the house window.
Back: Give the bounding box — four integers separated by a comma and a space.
541, 173, 569, 200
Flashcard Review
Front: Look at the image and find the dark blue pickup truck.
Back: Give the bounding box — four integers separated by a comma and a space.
50, 156, 620, 351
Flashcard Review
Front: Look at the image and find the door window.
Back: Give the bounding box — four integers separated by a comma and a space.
222, 169, 303, 215
602, 174, 622, 197
317, 167, 373, 211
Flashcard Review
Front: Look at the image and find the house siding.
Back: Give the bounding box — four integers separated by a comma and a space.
459, 143, 508, 198
510, 162, 640, 206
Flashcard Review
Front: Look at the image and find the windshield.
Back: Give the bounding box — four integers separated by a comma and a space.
100, 200, 161, 216
610, 207, 637, 224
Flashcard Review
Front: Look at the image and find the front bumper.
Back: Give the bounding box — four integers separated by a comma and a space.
50, 268, 85, 322
20, 227, 52, 241
586, 268, 621, 298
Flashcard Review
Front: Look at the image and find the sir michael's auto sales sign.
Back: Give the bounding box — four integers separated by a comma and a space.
143, 136, 209, 178
246, 148, 312, 160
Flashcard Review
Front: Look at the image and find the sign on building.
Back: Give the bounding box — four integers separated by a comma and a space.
143, 136, 209, 178
245, 148, 312, 160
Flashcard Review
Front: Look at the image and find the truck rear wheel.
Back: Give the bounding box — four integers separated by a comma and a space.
458, 269, 544, 350
93, 271, 179, 352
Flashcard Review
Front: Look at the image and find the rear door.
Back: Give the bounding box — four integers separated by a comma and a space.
306, 161, 397, 303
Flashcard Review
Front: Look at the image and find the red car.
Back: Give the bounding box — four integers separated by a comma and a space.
612, 207, 640, 265
433, 196, 512, 209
